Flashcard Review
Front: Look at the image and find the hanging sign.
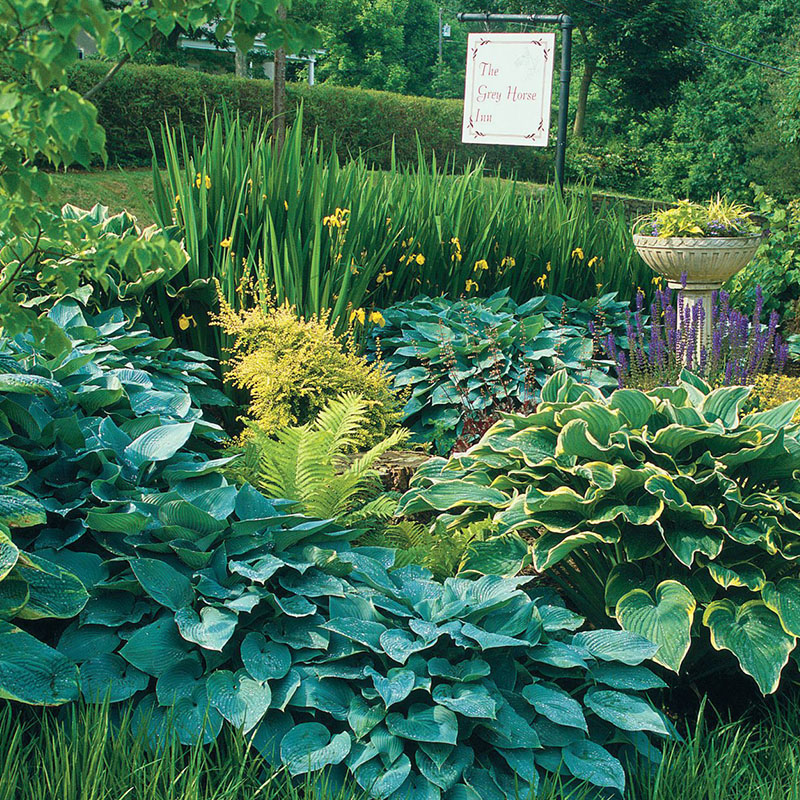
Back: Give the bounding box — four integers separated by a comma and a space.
461, 32, 555, 147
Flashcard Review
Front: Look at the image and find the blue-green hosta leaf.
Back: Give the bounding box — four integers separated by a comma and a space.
427, 657, 491, 683
15, 553, 88, 620
290, 673, 354, 721
522, 683, 587, 731
85, 509, 150, 534
0, 488, 47, 528
380, 629, 433, 664
0, 622, 79, 704
120, 616, 190, 677
432, 683, 497, 719
0, 445, 27, 487
366, 667, 416, 708
661, 523, 724, 568
58, 623, 119, 663
743, 399, 800, 429
129, 558, 193, 611
563, 740, 625, 793
172, 684, 224, 745
124, 422, 195, 465
175, 605, 237, 651
615, 580, 696, 672
0, 575, 28, 620
703, 599, 795, 694
584, 688, 669, 735
459, 623, 528, 650
387, 704, 458, 745
476, 702, 540, 749
80, 653, 149, 702
207, 668, 271, 732
251, 711, 296, 766
415, 745, 474, 791
348, 696, 386, 738
588, 663, 667, 691
321, 617, 387, 651
280, 722, 351, 776
240, 634, 292, 681
355, 753, 411, 798
572, 629, 658, 665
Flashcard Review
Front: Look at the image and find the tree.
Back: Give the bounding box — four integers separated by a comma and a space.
0, 0, 318, 345
498, 0, 702, 137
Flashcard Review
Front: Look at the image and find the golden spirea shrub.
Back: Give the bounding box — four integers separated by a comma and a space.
749, 374, 800, 420
215, 298, 402, 448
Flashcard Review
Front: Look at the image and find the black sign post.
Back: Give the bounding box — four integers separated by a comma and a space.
456, 12, 573, 190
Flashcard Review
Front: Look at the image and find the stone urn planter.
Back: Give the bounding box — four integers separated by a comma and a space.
632, 234, 761, 344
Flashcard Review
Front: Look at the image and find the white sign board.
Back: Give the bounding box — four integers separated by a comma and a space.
461, 32, 555, 147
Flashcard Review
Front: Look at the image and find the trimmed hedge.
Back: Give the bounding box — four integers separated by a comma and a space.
66, 61, 552, 180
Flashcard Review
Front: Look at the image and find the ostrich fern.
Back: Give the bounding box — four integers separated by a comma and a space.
246, 393, 409, 522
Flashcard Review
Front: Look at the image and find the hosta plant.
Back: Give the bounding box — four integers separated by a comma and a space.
0, 305, 667, 798
368, 292, 629, 454
399, 371, 800, 695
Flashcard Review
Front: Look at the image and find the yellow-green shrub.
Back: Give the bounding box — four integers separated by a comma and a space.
215, 298, 401, 447
749, 374, 800, 420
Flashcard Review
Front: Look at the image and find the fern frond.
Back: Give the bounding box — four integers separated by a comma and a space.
313, 393, 370, 459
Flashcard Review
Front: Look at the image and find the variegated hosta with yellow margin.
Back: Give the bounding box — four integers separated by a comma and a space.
398, 370, 800, 694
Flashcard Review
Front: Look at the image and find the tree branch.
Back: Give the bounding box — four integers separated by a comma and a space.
82, 53, 131, 101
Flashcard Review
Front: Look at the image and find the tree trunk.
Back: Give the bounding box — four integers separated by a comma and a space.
572, 56, 596, 139
272, 4, 288, 155
234, 48, 248, 78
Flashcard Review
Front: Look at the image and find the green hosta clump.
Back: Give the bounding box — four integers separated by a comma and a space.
399, 370, 800, 695
0, 302, 667, 798
367, 292, 629, 453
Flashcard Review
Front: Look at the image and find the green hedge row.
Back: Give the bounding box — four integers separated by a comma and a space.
66, 61, 552, 180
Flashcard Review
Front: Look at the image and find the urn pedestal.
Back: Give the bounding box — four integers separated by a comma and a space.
632, 234, 761, 349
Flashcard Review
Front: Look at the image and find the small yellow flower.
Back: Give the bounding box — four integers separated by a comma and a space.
588, 256, 599, 268
369, 311, 386, 327
474, 259, 489, 272
376, 269, 393, 285
177, 314, 196, 331
263, 193, 268, 200
349, 308, 366, 325
546, 261, 552, 272
536, 274, 547, 289
220, 237, 232, 248
284, 200, 289, 211
465, 279, 479, 292
501, 256, 516, 268
386, 217, 392, 226
415, 254, 425, 266
205, 175, 212, 189
174, 194, 180, 204
195, 172, 202, 188
572, 247, 585, 261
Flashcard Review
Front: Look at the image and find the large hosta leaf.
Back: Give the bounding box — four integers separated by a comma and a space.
240, 634, 292, 681
124, 422, 195, 464
175, 605, 237, 651
762, 578, 800, 637
387, 704, 459, 745
615, 580, 695, 671
0, 622, 79, 704
207, 668, 271, 732
0, 445, 28, 487
0, 531, 19, 580
130, 558, 193, 611
703, 600, 795, 694
562, 740, 625, 793
14, 553, 88, 620
457, 533, 530, 577
572, 630, 657, 665
279, 722, 351, 776
584, 688, 669, 735
0, 489, 47, 528
80, 653, 149, 702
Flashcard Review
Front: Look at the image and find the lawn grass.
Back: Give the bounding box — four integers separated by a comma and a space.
47, 168, 158, 226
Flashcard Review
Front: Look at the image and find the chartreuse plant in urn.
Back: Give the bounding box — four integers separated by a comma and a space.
399, 371, 800, 695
